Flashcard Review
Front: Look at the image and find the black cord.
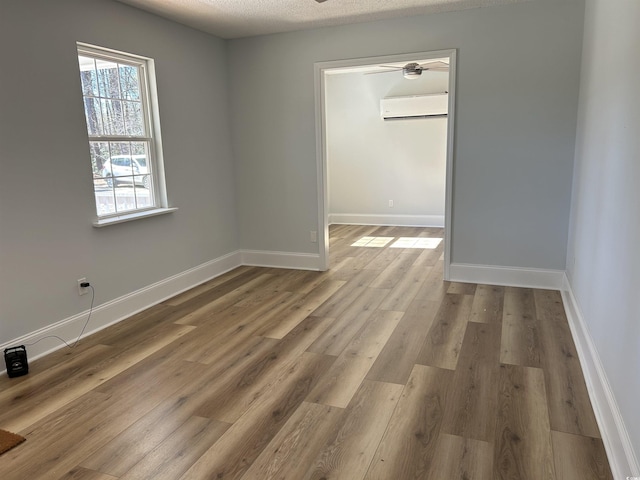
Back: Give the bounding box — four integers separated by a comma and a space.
25, 285, 95, 349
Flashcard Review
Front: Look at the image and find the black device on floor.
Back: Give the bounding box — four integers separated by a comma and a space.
4, 345, 29, 378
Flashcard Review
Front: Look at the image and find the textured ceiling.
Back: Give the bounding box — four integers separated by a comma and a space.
116, 0, 530, 39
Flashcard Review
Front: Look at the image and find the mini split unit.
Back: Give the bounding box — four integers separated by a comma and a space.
380, 92, 448, 120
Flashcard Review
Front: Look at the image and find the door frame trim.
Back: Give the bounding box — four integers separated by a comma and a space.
313, 48, 457, 278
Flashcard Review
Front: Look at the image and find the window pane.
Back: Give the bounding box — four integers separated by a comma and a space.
134, 178, 153, 207
78, 56, 99, 97
96, 59, 120, 98
115, 187, 138, 213
119, 65, 140, 100
109, 141, 131, 157
124, 101, 144, 136
89, 142, 110, 176
101, 99, 125, 135
94, 181, 117, 216
129, 141, 147, 156
83, 98, 104, 135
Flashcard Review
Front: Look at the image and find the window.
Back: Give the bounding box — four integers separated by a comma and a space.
77, 43, 170, 223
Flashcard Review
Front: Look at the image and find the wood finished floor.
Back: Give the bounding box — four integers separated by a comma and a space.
0, 225, 612, 479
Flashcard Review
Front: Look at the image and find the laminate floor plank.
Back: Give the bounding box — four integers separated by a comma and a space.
551, 430, 613, 480
441, 322, 501, 441
254, 279, 346, 339
425, 434, 493, 480
306, 287, 391, 356
310, 269, 382, 318
303, 380, 403, 480
413, 258, 448, 303
56, 467, 119, 480
447, 282, 477, 295
500, 287, 542, 368
416, 293, 473, 370
364, 365, 452, 480
195, 316, 336, 423
379, 264, 430, 312
366, 299, 440, 385
181, 292, 295, 364
174, 273, 277, 325
119, 416, 230, 480
343, 309, 404, 359
469, 284, 505, 324
412, 239, 444, 267
308, 310, 402, 407
363, 246, 404, 271
0, 225, 611, 480
79, 359, 235, 476
178, 352, 336, 480
239, 402, 344, 480
369, 252, 421, 289
494, 364, 556, 480
534, 289, 600, 437
163, 266, 255, 307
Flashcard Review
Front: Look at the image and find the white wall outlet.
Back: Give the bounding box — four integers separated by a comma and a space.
77, 278, 89, 296
388, 200, 394, 208
310, 230, 317, 243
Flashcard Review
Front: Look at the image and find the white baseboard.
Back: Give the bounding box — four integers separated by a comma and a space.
240, 249, 321, 271
329, 213, 445, 227
1, 250, 243, 370
448, 263, 564, 289
561, 274, 640, 478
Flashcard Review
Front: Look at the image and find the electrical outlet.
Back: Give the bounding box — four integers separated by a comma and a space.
77, 278, 90, 296
310, 230, 318, 243
389, 200, 394, 208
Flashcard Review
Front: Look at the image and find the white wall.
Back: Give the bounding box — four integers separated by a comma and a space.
326, 70, 448, 226
0, 0, 238, 346
566, 0, 640, 471
228, 0, 584, 270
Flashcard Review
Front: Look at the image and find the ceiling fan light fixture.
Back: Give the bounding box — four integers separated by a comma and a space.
402, 62, 422, 79
403, 71, 421, 79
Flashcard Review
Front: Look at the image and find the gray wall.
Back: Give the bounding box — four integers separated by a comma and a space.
228, 0, 585, 269
567, 0, 640, 462
0, 0, 238, 344
326, 70, 448, 224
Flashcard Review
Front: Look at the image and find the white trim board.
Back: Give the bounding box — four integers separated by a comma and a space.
240, 250, 321, 271
0, 251, 242, 372
561, 274, 640, 478
329, 214, 444, 228
448, 263, 564, 290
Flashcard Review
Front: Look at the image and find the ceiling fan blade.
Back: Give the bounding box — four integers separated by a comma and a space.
419, 61, 450, 70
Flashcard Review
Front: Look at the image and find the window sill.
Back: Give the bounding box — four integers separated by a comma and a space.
92, 207, 178, 227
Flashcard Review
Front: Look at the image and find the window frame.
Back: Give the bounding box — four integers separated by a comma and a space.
77, 42, 173, 226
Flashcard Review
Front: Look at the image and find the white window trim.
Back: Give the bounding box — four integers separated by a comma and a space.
92, 207, 178, 227
77, 42, 173, 225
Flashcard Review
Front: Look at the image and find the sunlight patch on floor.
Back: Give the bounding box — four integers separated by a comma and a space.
351, 236, 394, 247
351, 236, 442, 249
390, 237, 442, 249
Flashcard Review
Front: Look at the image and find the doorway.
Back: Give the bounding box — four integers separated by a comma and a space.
314, 49, 456, 279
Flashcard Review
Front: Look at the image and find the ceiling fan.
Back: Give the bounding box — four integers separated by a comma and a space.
374, 61, 449, 79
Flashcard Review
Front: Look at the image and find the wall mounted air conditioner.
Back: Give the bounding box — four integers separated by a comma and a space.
380, 93, 448, 120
